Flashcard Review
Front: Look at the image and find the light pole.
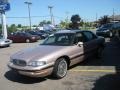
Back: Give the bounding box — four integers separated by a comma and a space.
96, 13, 98, 26
48, 6, 54, 25
1, 11, 7, 39
66, 11, 69, 23
113, 8, 115, 22
24, 1, 32, 30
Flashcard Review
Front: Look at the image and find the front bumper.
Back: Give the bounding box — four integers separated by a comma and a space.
8, 63, 54, 77
0, 42, 11, 47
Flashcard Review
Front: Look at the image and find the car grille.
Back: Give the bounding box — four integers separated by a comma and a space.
13, 59, 26, 66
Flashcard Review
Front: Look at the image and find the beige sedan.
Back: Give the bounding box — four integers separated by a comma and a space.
8, 30, 105, 79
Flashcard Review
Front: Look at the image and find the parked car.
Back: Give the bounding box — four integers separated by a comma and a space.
0, 35, 12, 47
96, 23, 115, 37
27, 30, 48, 39
96, 23, 120, 38
8, 32, 39, 43
8, 30, 105, 79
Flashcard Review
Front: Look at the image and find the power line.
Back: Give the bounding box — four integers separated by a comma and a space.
6, 15, 50, 18
48, 6, 55, 25
5, 15, 64, 19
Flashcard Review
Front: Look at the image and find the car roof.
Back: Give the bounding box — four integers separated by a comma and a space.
55, 29, 90, 34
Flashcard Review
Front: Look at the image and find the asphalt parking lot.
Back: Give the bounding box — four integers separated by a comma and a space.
0, 38, 120, 90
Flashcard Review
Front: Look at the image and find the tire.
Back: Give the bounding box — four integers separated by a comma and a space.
96, 47, 104, 58
6, 44, 10, 47
26, 39, 30, 43
52, 58, 68, 79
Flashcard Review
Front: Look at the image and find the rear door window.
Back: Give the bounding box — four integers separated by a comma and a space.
83, 31, 97, 42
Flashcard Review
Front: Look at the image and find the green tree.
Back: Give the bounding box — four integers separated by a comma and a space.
99, 15, 110, 26
60, 21, 66, 29
39, 20, 51, 26
69, 14, 81, 29
8, 24, 17, 33
17, 24, 22, 28
32, 25, 37, 27
59, 19, 70, 29
79, 20, 84, 27
47, 21, 51, 24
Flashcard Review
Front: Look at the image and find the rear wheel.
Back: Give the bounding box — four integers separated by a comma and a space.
26, 39, 30, 43
52, 58, 68, 79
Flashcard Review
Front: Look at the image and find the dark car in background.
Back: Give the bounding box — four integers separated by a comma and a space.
8, 32, 39, 43
96, 23, 120, 37
38, 30, 53, 35
96, 23, 114, 37
27, 30, 48, 39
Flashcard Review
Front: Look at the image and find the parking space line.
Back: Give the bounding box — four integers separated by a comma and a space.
69, 69, 116, 73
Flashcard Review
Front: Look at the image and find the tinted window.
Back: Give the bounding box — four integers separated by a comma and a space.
41, 33, 74, 46
83, 31, 96, 42
100, 24, 113, 29
74, 33, 84, 44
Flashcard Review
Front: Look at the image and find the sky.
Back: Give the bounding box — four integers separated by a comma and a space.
3, 0, 120, 26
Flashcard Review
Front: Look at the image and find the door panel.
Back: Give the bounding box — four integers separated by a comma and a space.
69, 45, 84, 66
82, 31, 98, 57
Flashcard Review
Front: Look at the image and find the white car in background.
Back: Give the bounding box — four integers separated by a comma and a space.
0, 35, 12, 47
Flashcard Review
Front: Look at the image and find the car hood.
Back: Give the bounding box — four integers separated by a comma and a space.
97, 28, 108, 31
11, 45, 69, 62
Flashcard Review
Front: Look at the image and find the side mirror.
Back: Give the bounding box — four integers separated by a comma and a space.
77, 42, 83, 47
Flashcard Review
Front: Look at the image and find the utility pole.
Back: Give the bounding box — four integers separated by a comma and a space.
24, 1, 32, 30
96, 13, 98, 26
66, 11, 69, 23
1, 11, 7, 39
113, 8, 115, 22
48, 6, 54, 25
65, 11, 69, 29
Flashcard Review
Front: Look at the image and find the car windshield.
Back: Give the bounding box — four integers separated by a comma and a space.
41, 33, 75, 46
24, 32, 32, 36
100, 24, 113, 29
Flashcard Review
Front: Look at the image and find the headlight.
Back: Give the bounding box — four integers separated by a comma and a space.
0, 41, 5, 44
28, 61, 46, 67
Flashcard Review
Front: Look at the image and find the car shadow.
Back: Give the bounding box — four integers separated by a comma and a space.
70, 37, 120, 90
0, 46, 10, 49
92, 66, 120, 90
4, 70, 47, 84
91, 37, 120, 90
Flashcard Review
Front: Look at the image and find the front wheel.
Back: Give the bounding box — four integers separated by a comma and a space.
52, 58, 68, 79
